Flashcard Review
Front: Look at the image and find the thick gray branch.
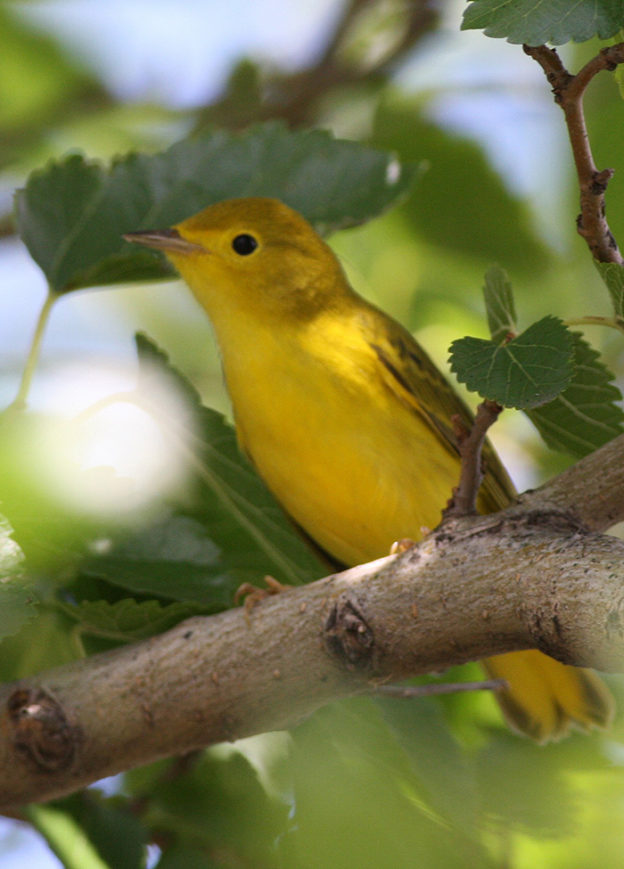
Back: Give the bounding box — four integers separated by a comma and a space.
529, 430, 624, 531
1, 434, 624, 809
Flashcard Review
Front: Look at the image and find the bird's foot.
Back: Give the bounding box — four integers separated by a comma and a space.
234, 575, 291, 613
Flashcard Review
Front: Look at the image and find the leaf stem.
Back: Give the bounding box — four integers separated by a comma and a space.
71, 390, 139, 426
564, 315, 624, 335
9, 288, 57, 411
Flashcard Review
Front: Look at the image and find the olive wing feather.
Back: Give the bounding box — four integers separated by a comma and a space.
364, 307, 516, 513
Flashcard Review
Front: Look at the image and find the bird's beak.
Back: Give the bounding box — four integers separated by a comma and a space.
123, 228, 204, 255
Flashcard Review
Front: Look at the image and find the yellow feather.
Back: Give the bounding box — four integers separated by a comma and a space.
126, 197, 614, 740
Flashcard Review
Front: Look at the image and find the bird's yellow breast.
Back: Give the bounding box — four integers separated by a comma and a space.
219, 308, 461, 565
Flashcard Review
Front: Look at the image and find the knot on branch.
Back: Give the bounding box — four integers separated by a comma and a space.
591, 168, 615, 194
324, 594, 374, 668
7, 687, 79, 772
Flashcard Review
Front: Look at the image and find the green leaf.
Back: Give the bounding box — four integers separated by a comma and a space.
15, 122, 416, 293
372, 100, 551, 273
85, 335, 326, 608
449, 316, 574, 409
0, 516, 38, 641
288, 700, 488, 868
477, 735, 579, 836
53, 793, 147, 869
14, 153, 172, 294
379, 697, 478, 836
483, 266, 517, 344
0, 608, 80, 683
527, 333, 624, 457
594, 260, 624, 320
0, 7, 99, 155
0, 577, 37, 642
26, 804, 113, 869
131, 751, 288, 865
462, 0, 624, 45
84, 514, 243, 608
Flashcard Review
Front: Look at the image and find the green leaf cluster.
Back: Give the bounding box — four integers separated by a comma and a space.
0, 334, 328, 657
82, 335, 326, 608
28, 689, 621, 869
449, 267, 624, 457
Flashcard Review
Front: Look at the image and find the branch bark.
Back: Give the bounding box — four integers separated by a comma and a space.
2, 432, 624, 809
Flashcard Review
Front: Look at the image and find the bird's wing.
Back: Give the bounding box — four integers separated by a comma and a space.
363, 307, 516, 512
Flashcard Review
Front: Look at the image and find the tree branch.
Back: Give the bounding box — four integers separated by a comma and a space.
2, 432, 624, 809
525, 430, 624, 532
198, 0, 438, 130
524, 43, 624, 263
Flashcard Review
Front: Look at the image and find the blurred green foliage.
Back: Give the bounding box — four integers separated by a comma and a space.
1, 2, 624, 868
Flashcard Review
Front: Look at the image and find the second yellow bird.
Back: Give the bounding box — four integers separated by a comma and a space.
126, 197, 613, 742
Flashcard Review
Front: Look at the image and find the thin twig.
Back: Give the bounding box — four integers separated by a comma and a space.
524, 43, 624, 264
569, 44, 624, 100
564, 314, 624, 335
375, 678, 508, 699
275, 0, 438, 125
315, 0, 371, 67
442, 399, 503, 518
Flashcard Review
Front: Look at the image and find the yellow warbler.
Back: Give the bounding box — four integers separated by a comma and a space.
125, 197, 613, 742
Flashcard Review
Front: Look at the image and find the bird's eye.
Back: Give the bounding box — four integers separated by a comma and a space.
232, 233, 258, 255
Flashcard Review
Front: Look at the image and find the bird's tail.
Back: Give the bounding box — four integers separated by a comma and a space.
483, 649, 614, 742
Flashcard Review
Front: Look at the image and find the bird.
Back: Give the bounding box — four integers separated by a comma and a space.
125, 196, 613, 742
